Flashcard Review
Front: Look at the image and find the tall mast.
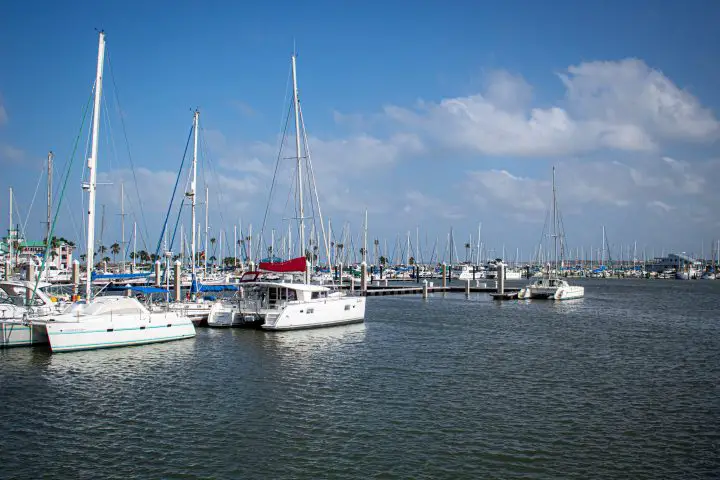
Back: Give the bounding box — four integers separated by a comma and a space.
85, 31, 106, 300
363, 209, 368, 264
132, 221, 136, 270
8, 187, 13, 270
552, 166, 558, 275
46, 151, 53, 241
291, 53, 305, 263
120, 182, 126, 271
189, 109, 199, 286
204, 184, 209, 276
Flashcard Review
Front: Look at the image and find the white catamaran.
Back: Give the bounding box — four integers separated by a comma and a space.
207, 52, 366, 330
518, 167, 584, 300
32, 31, 195, 352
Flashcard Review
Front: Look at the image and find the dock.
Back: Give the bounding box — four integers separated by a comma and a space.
334, 282, 521, 297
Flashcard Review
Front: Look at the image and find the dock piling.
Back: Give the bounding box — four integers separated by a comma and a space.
154, 261, 161, 288
465, 279, 470, 296
422, 280, 428, 299
26, 263, 35, 304
498, 262, 505, 294
360, 262, 367, 292
72, 260, 80, 299
442, 263, 447, 288
173, 261, 181, 302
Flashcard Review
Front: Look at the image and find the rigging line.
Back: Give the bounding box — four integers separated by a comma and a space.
257, 102, 293, 262
298, 104, 330, 267
198, 127, 230, 236
106, 52, 151, 250
154, 124, 193, 258
31, 87, 94, 303
21, 162, 45, 235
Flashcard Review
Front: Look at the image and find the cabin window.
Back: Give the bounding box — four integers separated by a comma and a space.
344, 305, 351, 311
306, 308, 314, 314
311, 292, 319, 299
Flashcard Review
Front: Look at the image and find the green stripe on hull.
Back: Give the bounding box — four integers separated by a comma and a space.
50, 333, 195, 352
50, 324, 189, 335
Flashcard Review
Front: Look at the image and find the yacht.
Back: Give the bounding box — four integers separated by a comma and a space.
0, 280, 61, 347
208, 53, 366, 330
451, 264, 485, 281
485, 260, 522, 280
27, 31, 196, 352
518, 167, 584, 300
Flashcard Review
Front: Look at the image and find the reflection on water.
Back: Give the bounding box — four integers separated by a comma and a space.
1, 279, 719, 479
263, 322, 367, 354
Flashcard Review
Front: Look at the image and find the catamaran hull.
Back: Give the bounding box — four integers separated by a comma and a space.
44, 314, 195, 352
262, 297, 366, 331
1, 322, 48, 347
518, 285, 584, 300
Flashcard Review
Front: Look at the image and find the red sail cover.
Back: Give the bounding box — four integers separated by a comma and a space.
258, 256, 306, 273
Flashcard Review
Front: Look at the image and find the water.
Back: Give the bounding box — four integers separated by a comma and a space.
1, 279, 718, 479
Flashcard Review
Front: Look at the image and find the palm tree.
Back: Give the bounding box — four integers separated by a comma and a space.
80, 254, 87, 263
379, 255, 387, 265
409, 256, 415, 265
210, 237, 216, 255
110, 243, 120, 263
464, 243, 471, 262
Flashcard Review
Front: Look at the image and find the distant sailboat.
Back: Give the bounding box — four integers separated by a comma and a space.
519, 167, 584, 300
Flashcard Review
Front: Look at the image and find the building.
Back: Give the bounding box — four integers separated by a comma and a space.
646, 253, 701, 273
1, 232, 75, 270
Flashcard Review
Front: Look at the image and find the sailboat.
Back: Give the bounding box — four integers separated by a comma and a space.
518, 167, 584, 300
207, 52, 366, 330
163, 109, 216, 325
33, 32, 196, 352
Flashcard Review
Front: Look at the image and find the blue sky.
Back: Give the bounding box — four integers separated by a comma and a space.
1, 0, 719, 262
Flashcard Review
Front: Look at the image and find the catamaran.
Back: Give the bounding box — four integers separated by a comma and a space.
208, 52, 366, 330
518, 167, 584, 300
30, 32, 195, 352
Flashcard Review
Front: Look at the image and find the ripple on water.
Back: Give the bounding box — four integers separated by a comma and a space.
1, 279, 719, 479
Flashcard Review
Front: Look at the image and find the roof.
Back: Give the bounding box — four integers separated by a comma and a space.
245, 281, 331, 292
19, 241, 46, 248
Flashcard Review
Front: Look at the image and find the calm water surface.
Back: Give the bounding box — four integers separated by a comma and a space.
1, 279, 719, 479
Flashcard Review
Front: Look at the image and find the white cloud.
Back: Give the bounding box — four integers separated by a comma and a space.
461, 155, 717, 226
378, 59, 718, 157
561, 59, 720, 142
0, 143, 24, 163
647, 200, 674, 212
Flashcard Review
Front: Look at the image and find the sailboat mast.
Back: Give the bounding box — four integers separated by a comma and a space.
363, 209, 368, 264
120, 182, 125, 270
132, 221, 136, 270
552, 166, 558, 274
85, 31, 106, 300
204, 185, 209, 276
46, 151, 53, 241
190, 109, 199, 284
8, 187, 13, 271
291, 54, 305, 261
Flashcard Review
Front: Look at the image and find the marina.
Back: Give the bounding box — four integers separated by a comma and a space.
1, 278, 718, 479
1, 2, 719, 479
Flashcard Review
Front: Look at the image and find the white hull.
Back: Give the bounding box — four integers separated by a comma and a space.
44, 299, 195, 352
208, 291, 366, 331
207, 302, 242, 327
1, 321, 48, 347
262, 296, 366, 330
518, 276, 584, 300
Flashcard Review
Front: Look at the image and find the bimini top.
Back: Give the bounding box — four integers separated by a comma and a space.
245, 281, 331, 293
